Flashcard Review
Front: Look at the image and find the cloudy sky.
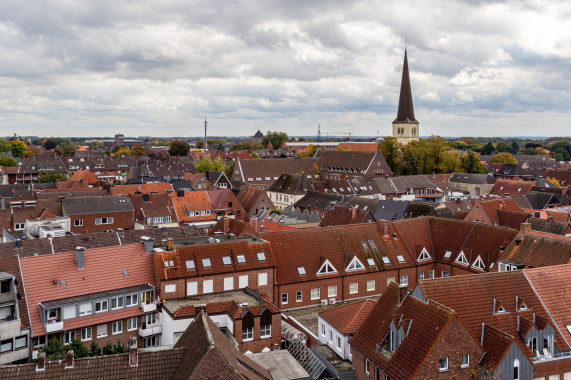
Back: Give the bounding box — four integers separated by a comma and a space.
1, 0, 570, 138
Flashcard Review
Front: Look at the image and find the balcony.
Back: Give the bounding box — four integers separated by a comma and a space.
141, 303, 156, 313
532, 349, 571, 362
45, 320, 64, 333
139, 325, 161, 337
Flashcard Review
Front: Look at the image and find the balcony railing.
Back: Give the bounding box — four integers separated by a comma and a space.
141, 303, 157, 313
138, 325, 161, 337
376, 344, 394, 359
531, 350, 571, 362
45, 320, 64, 333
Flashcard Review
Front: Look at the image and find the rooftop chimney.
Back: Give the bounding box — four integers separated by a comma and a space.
15, 238, 22, 249
351, 207, 357, 219
65, 350, 74, 369
129, 337, 138, 368
76, 247, 85, 269
195, 304, 207, 316
166, 238, 174, 251
36, 352, 46, 372
520, 222, 531, 234
398, 284, 408, 305
141, 236, 154, 254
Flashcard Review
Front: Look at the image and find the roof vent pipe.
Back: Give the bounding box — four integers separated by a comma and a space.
76, 247, 85, 269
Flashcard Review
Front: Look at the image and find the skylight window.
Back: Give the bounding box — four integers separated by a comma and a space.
202, 258, 211, 268
164, 261, 169, 268
297, 266, 306, 275
237, 254, 246, 263
317, 260, 337, 275
169, 260, 174, 267
368, 240, 377, 250
60, 280, 66, 286
222, 256, 231, 265
444, 251, 452, 258
123, 270, 128, 276
185, 260, 195, 270
396, 255, 405, 263
257, 252, 266, 261
382, 256, 390, 264
367, 258, 375, 266
361, 241, 368, 250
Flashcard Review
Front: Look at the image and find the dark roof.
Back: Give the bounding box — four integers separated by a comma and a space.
253, 130, 264, 138
393, 49, 417, 124
266, 173, 312, 195
525, 191, 559, 209
62, 195, 134, 215
448, 173, 496, 185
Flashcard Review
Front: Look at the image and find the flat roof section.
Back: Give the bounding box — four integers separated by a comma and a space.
249, 350, 310, 380
163, 290, 260, 314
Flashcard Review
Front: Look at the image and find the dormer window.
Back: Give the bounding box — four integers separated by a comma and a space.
317, 259, 337, 275
236, 254, 246, 263
346, 256, 365, 271
417, 247, 431, 262
472, 256, 485, 271
455, 251, 469, 266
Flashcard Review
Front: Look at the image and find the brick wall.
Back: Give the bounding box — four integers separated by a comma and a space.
160, 268, 274, 301
69, 211, 134, 234
534, 357, 571, 379
352, 349, 376, 380
234, 312, 281, 354
414, 315, 483, 379
61, 315, 143, 351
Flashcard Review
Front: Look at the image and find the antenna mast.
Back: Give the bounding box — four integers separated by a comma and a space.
204, 116, 208, 151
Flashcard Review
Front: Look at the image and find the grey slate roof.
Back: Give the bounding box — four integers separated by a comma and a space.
449, 173, 496, 185
62, 195, 134, 215
267, 173, 313, 195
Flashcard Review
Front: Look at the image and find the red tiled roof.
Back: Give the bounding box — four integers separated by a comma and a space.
170, 191, 214, 222
236, 187, 273, 213
496, 209, 529, 229
319, 299, 376, 334
490, 179, 535, 196
337, 142, 378, 152
211, 217, 258, 237
19, 243, 155, 336
500, 231, 571, 268
319, 205, 372, 227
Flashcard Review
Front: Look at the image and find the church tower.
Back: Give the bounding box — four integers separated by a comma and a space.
392, 49, 419, 145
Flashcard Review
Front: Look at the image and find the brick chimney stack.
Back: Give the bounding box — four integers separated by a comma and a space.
65, 350, 74, 369
129, 337, 138, 368
36, 352, 46, 372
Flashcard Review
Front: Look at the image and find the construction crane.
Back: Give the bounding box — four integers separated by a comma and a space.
325, 130, 353, 142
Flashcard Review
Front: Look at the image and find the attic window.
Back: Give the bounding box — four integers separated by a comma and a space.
297, 266, 306, 275
361, 241, 368, 250
274, 177, 278, 180
496, 304, 507, 314
202, 258, 211, 268
367, 258, 375, 266
257, 252, 266, 261
317, 260, 337, 275
382, 256, 390, 264
265, 177, 271, 180
444, 251, 452, 258
417, 247, 431, 262
237, 254, 246, 264
256, 177, 262, 181
163, 261, 169, 268
346, 256, 365, 271
472, 256, 485, 271
248, 178, 253, 182
185, 260, 195, 270
60, 280, 66, 286
519, 301, 529, 311
222, 256, 231, 265
368, 240, 377, 250
123, 270, 128, 276
455, 251, 469, 266
169, 260, 174, 267
396, 255, 405, 263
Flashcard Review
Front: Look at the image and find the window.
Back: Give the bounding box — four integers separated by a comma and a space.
387, 277, 395, 285
528, 337, 537, 353
282, 293, 288, 304
439, 357, 448, 372
112, 321, 122, 335
367, 258, 375, 266
203, 279, 214, 293
258, 272, 268, 286
64, 331, 75, 344
296, 291, 303, 302
111, 296, 124, 309
317, 260, 337, 275
126, 293, 138, 307
165, 284, 176, 293
399, 275, 408, 286
185, 260, 195, 270
418, 272, 425, 280
224, 277, 234, 291
15, 335, 27, 349
328, 286, 337, 297
396, 255, 405, 263
365, 358, 370, 375
444, 251, 452, 258
346, 257, 365, 271
202, 258, 211, 268
321, 323, 326, 336
382, 256, 390, 264
79, 302, 92, 316
260, 309, 272, 338
80, 327, 92, 341
441, 271, 450, 278
455, 251, 469, 266
429, 270, 435, 279
239, 275, 248, 288
418, 248, 431, 261
95, 300, 108, 313
222, 256, 231, 265
513, 359, 519, 380
242, 312, 254, 341
472, 256, 485, 270
95, 217, 114, 225
63, 305, 76, 320
1, 339, 13, 353
74, 219, 83, 227
297, 266, 306, 275
311, 288, 320, 300
367, 280, 375, 291
14, 223, 25, 230
461, 353, 469, 368
337, 336, 342, 349
257, 252, 266, 261
236, 254, 246, 263
349, 282, 358, 294
97, 324, 107, 338
127, 317, 137, 331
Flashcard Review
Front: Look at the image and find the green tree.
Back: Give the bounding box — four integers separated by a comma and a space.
195, 158, 215, 173
102, 342, 114, 355
495, 142, 513, 154
439, 150, 462, 173
130, 144, 146, 157
511, 140, 520, 154
213, 158, 226, 172
426, 136, 449, 174
115, 147, 130, 156
115, 342, 126, 354
195, 140, 204, 149
461, 150, 487, 174
491, 152, 517, 164
38, 173, 67, 183
250, 152, 259, 159
262, 131, 288, 150
0, 139, 11, 153
43, 139, 57, 150
378, 137, 402, 174
401, 140, 426, 175
230, 141, 253, 150
481, 141, 494, 155
66, 339, 89, 358
0, 155, 17, 167
40, 338, 65, 361
169, 140, 190, 156
10, 140, 31, 157
55, 143, 76, 157
90, 342, 100, 357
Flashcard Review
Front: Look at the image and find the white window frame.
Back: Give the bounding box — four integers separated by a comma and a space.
95, 217, 114, 225
260, 323, 271, 338
296, 291, 303, 302
236, 254, 246, 264
81, 327, 92, 342
111, 296, 124, 310
127, 317, 137, 331
281, 293, 288, 304
223, 277, 234, 291
239, 275, 248, 288
428, 270, 435, 279
165, 284, 176, 293
367, 280, 375, 291
311, 288, 320, 300
461, 353, 469, 368
349, 282, 358, 294
399, 275, 408, 286
126, 293, 138, 307
95, 300, 108, 313
97, 324, 108, 338
112, 321, 122, 335
203, 279, 214, 293
317, 259, 337, 275
387, 277, 395, 285
202, 258, 211, 268
328, 286, 337, 297
439, 357, 448, 372
258, 272, 268, 286
74, 219, 83, 227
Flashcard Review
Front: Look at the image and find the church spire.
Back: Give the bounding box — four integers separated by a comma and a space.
393, 48, 417, 124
